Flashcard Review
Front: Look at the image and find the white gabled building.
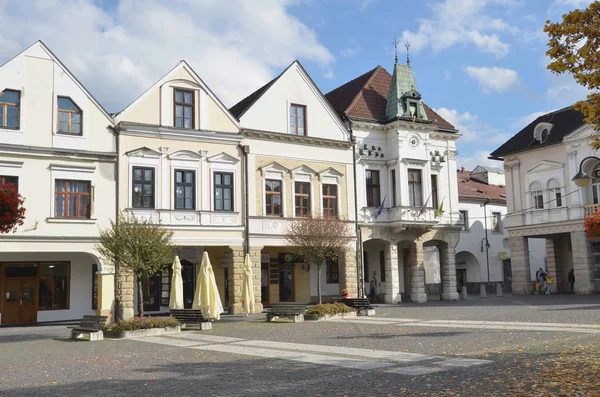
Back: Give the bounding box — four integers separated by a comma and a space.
490, 105, 599, 294
0, 41, 116, 325
326, 58, 462, 303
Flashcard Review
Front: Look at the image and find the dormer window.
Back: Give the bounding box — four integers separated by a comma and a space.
57, 97, 82, 135
290, 104, 306, 136
533, 122, 553, 144
174, 89, 194, 129
0, 89, 20, 129
402, 89, 423, 120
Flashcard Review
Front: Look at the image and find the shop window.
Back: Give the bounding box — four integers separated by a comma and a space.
326, 256, 339, 284
379, 250, 386, 282
39, 262, 70, 310
142, 274, 161, 312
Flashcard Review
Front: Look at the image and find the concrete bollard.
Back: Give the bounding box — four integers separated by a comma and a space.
461, 286, 468, 300
496, 283, 503, 297
480, 284, 487, 299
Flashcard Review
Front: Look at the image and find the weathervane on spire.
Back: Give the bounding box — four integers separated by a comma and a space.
405, 41, 411, 66
393, 36, 399, 64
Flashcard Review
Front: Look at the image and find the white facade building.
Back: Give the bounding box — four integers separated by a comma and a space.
0, 42, 116, 324
490, 106, 600, 294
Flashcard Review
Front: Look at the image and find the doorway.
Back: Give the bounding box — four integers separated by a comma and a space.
143, 274, 161, 312
3, 278, 37, 324
279, 266, 294, 302
502, 259, 512, 293
181, 260, 195, 309
456, 269, 467, 293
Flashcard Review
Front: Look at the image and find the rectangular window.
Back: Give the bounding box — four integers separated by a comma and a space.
431, 175, 438, 209
132, 167, 155, 209
553, 189, 562, 207
0, 175, 18, 188
492, 212, 501, 232
459, 210, 469, 231
265, 179, 282, 216
174, 89, 194, 129
391, 169, 397, 207
322, 184, 338, 218
55, 180, 91, 218
92, 264, 98, 310
363, 251, 369, 282
57, 96, 82, 135
174, 170, 195, 210
379, 250, 386, 282
366, 170, 381, 207
289, 104, 306, 136
294, 182, 311, 217
214, 172, 233, 211
533, 191, 544, 209
408, 169, 423, 207
326, 256, 339, 283
0, 89, 20, 129
38, 262, 69, 310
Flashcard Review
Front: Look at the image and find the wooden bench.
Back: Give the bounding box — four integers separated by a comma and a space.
68, 315, 108, 341
170, 309, 212, 331
333, 298, 376, 316
262, 303, 307, 323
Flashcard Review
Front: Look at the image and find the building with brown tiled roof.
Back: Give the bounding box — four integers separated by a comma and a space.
325, 56, 462, 303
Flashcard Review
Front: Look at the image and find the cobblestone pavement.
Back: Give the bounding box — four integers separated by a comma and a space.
0, 294, 599, 396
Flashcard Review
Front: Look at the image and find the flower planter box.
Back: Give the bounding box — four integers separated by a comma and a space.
105, 326, 181, 339
305, 312, 357, 322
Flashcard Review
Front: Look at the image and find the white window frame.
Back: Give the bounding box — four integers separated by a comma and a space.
128, 156, 160, 210
318, 167, 343, 218
546, 178, 563, 208
291, 166, 316, 218
529, 181, 544, 210
49, 164, 96, 220
287, 100, 307, 136
0, 160, 24, 194
260, 162, 288, 217
168, 151, 201, 211
492, 211, 502, 233
459, 210, 469, 231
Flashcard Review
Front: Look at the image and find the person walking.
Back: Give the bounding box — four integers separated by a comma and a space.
568, 269, 575, 293
369, 271, 378, 303
536, 268, 548, 295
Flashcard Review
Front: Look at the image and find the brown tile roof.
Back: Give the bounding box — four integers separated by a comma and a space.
325, 66, 456, 132
457, 169, 506, 203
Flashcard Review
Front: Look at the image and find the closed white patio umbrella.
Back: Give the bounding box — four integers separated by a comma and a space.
192, 251, 224, 320
242, 254, 255, 315
169, 255, 184, 310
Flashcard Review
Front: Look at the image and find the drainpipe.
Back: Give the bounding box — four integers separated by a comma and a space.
348, 118, 364, 298
241, 144, 250, 256
112, 125, 121, 322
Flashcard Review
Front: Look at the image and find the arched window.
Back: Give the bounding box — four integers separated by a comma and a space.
592, 164, 600, 204
547, 179, 562, 208
530, 181, 544, 209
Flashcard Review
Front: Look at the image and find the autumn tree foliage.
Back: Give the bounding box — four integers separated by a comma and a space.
0, 183, 26, 234
96, 214, 176, 317
584, 210, 600, 240
545, 2, 600, 148
285, 216, 353, 304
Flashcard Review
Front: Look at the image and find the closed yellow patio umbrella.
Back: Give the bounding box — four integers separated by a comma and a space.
242, 254, 255, 315
192, 251, 224, 320
169, 255, 184, 310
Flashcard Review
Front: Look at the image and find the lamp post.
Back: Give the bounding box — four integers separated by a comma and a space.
572, 156, 600, 187
480, 198, 491, 298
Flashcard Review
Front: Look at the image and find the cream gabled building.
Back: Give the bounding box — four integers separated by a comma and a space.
113, 61, 254, 318
0, 41, 116, 325
326, 58, 462, 303
230, 61, 358, 305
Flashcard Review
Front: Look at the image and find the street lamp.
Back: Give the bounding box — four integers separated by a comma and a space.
480, 198, 491, 298
572, 156, 600, 187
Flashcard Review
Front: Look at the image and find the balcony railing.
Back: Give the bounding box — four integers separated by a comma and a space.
585, 204, 600, 216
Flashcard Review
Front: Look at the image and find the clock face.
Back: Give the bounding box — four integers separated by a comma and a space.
409, 135, 419, 148
284, 253, 293, 262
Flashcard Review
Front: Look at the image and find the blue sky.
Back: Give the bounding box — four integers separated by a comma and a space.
0, 0, 592, 168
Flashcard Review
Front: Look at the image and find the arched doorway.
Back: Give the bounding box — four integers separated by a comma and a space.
455, 251, 481, 293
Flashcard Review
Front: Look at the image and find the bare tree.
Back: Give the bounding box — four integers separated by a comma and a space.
285, 216, 354, 304
96, 214, 176, 318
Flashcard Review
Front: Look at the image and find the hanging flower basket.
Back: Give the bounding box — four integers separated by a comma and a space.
0, 184, 26, 234
584, 210, 600, 240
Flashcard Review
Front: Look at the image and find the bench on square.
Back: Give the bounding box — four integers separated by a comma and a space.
333, 298, 376, 316
170, 309, 212, 331
68, 315, 108, 341
262, 303, 307, 323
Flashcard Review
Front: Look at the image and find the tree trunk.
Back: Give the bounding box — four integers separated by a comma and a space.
137, 277, 144, 318
113, 262, 121, 323
317, 263, 322, 304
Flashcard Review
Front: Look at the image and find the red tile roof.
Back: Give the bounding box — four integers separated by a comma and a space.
325, 66, 456, 132
457, 169, 506, 203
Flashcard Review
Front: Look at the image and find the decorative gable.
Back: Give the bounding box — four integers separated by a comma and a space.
260, 162, 288, 179
526, 160, 564, 174
291, 165, 317, 182
125, 147, 161, 158
563, 124, 594, 143
318, 167, 343, 184
168, 150, 202, 161
207, 152, 239, 165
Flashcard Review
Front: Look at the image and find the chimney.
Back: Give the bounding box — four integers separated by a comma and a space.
461, 166, 464, 173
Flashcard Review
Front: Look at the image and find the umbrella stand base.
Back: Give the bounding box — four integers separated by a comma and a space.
182, 322, 213, 331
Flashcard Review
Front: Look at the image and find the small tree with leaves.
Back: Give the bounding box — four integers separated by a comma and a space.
545, 2, 600, 148
97, 214, 176, 318
0, 183, 26, 234
285, 216, 353, 304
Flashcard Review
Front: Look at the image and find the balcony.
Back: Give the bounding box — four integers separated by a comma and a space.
125, 208, 241, 228
585, 204, 600, 216
360, 206, 441, 227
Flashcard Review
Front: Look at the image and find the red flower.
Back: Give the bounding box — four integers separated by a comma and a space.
0, 184, 26, 234
584, 210, 600, 240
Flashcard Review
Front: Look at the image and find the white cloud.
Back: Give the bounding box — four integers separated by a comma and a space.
358, 0, 377, 11
435, 107, 512, 145
444, 70, 452, 80
0, 0, 335, 111
400, 0, 516, 58
465, 66, 520, 94
458, 149, 503, 171
510, 110, 555, 130
341, 39, 361, 58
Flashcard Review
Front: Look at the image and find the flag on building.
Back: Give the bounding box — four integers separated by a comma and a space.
375, 196, 386, 218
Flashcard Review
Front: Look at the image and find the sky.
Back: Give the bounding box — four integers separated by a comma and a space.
0, 0, 594, 169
